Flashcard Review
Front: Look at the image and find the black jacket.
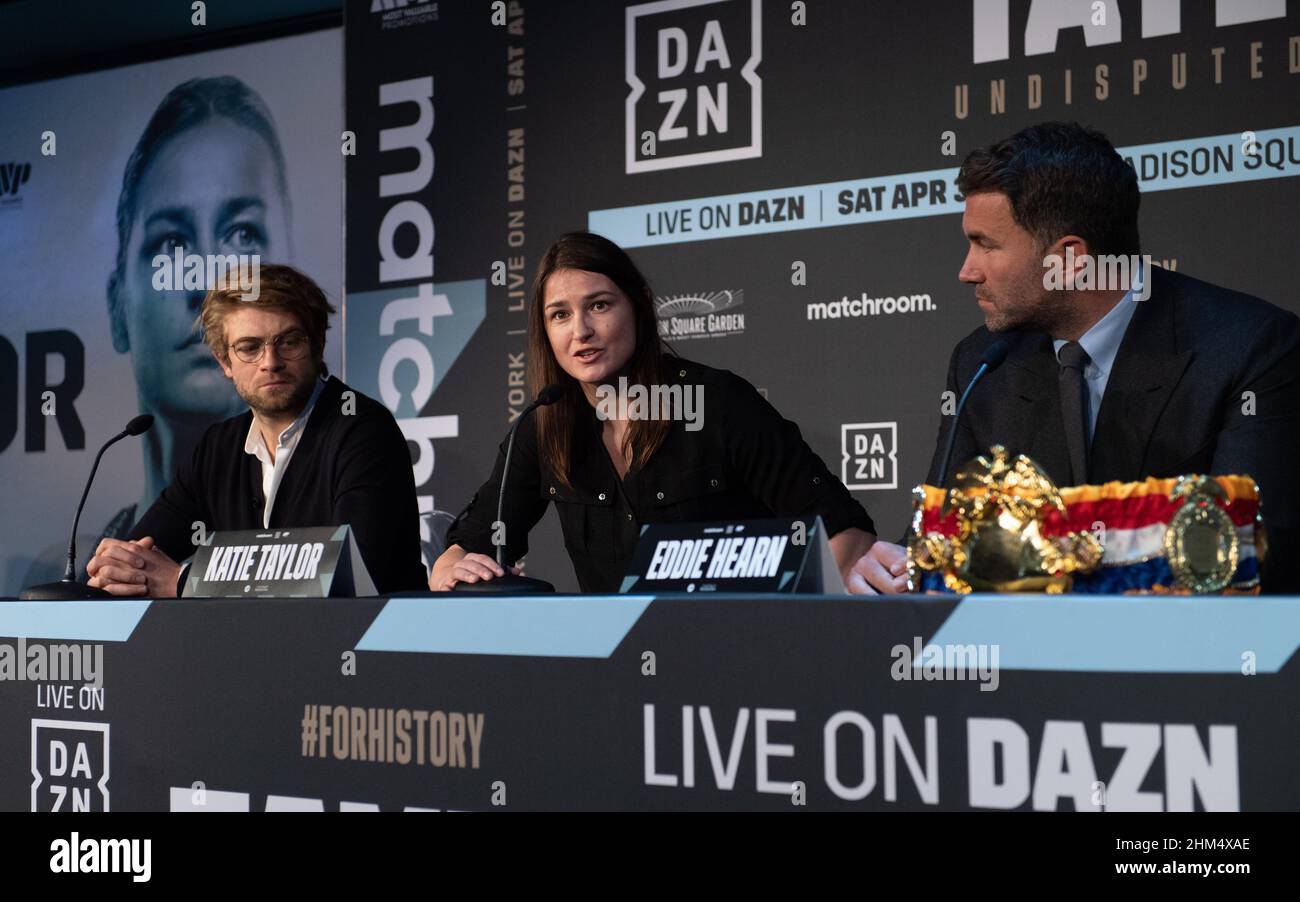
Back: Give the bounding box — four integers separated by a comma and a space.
130, 376, 427, 594
928, 266, 1300, 593
448, 357, 875, 592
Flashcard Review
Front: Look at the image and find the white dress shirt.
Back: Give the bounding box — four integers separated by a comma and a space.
243, 377, 326, 528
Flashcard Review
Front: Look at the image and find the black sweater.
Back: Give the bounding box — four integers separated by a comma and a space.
448, 357, 875, 592
131, 376, 427, 594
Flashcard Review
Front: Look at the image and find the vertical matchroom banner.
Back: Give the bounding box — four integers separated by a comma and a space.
345, 1, 1299, 592
0, 29, 344, 596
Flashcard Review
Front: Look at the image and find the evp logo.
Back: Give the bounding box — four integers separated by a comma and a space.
1, 161, 31, 204
626, 0, 762, 173
31, 719, 110, 812
841, 422, 898, 491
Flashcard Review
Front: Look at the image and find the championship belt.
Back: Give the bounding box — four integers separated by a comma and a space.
908, 446, 1264, 595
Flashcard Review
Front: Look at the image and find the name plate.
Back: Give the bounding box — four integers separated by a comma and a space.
619, 516, 845, 594
183, 525, 376, 598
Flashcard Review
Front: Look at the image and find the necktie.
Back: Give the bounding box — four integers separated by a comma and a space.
1057, 341, 1091, 485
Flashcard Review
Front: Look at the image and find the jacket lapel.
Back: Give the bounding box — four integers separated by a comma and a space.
1002, 337, 1074, 487
1089, 270, 1192, 482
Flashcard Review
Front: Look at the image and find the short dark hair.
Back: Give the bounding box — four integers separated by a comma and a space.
957, 122, 1141, 256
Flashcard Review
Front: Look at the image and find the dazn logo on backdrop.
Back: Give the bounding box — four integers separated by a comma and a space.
842, 422, 899, 491
626, 0, 762, 173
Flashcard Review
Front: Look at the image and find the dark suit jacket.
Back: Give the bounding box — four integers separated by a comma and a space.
131, 376, 428, 595
927, 266, 1300, 593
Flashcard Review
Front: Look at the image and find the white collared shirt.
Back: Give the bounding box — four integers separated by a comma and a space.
1052, 259, 1145, 442
243, 377, 326, 528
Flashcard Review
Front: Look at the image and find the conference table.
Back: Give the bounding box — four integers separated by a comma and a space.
1, 593, 1296, 812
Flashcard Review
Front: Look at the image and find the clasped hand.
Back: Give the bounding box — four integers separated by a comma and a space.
86, 537, 182, 598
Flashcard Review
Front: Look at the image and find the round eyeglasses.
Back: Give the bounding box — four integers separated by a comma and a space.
228, 330, 309, 364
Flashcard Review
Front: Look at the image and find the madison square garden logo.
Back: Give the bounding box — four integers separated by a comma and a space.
626, 0, 762, 173
31, 719, 110, 812
841, 422, 898, 490
653, 289, 746, 339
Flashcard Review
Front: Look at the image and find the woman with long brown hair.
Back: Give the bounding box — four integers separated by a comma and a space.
428, 232, 890, 593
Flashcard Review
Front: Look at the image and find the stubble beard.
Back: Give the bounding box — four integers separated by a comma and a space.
240, 368, 318, 421
982, 283, 1065, 335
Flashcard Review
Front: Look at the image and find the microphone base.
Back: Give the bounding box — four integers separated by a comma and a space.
17, 580, 114, 601
451, 574, 555, 594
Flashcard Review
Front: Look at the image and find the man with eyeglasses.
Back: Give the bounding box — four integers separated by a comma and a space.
86, 263, 427, 596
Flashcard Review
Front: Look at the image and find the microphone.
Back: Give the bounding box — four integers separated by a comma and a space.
18, 414, 155, 601
452, 385, 563, 594
935, 340, 1008, 488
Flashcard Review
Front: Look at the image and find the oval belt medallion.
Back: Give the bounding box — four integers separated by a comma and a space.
1164, 476, 1239, 593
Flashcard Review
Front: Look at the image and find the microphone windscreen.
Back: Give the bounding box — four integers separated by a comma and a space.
124, 414, 155, 436
536, 384, 565, 406
979, 340, 1010, 371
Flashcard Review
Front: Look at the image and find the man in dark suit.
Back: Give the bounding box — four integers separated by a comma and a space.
85, 264, 427, 596
851, 122, 1299, 595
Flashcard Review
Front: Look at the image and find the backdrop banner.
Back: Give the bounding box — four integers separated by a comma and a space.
344, 0, 1299, 591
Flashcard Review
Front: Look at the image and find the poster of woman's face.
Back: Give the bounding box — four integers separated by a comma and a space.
111, 105, 289, 427
105, 76, 296, 527
0, 30, 343, 594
